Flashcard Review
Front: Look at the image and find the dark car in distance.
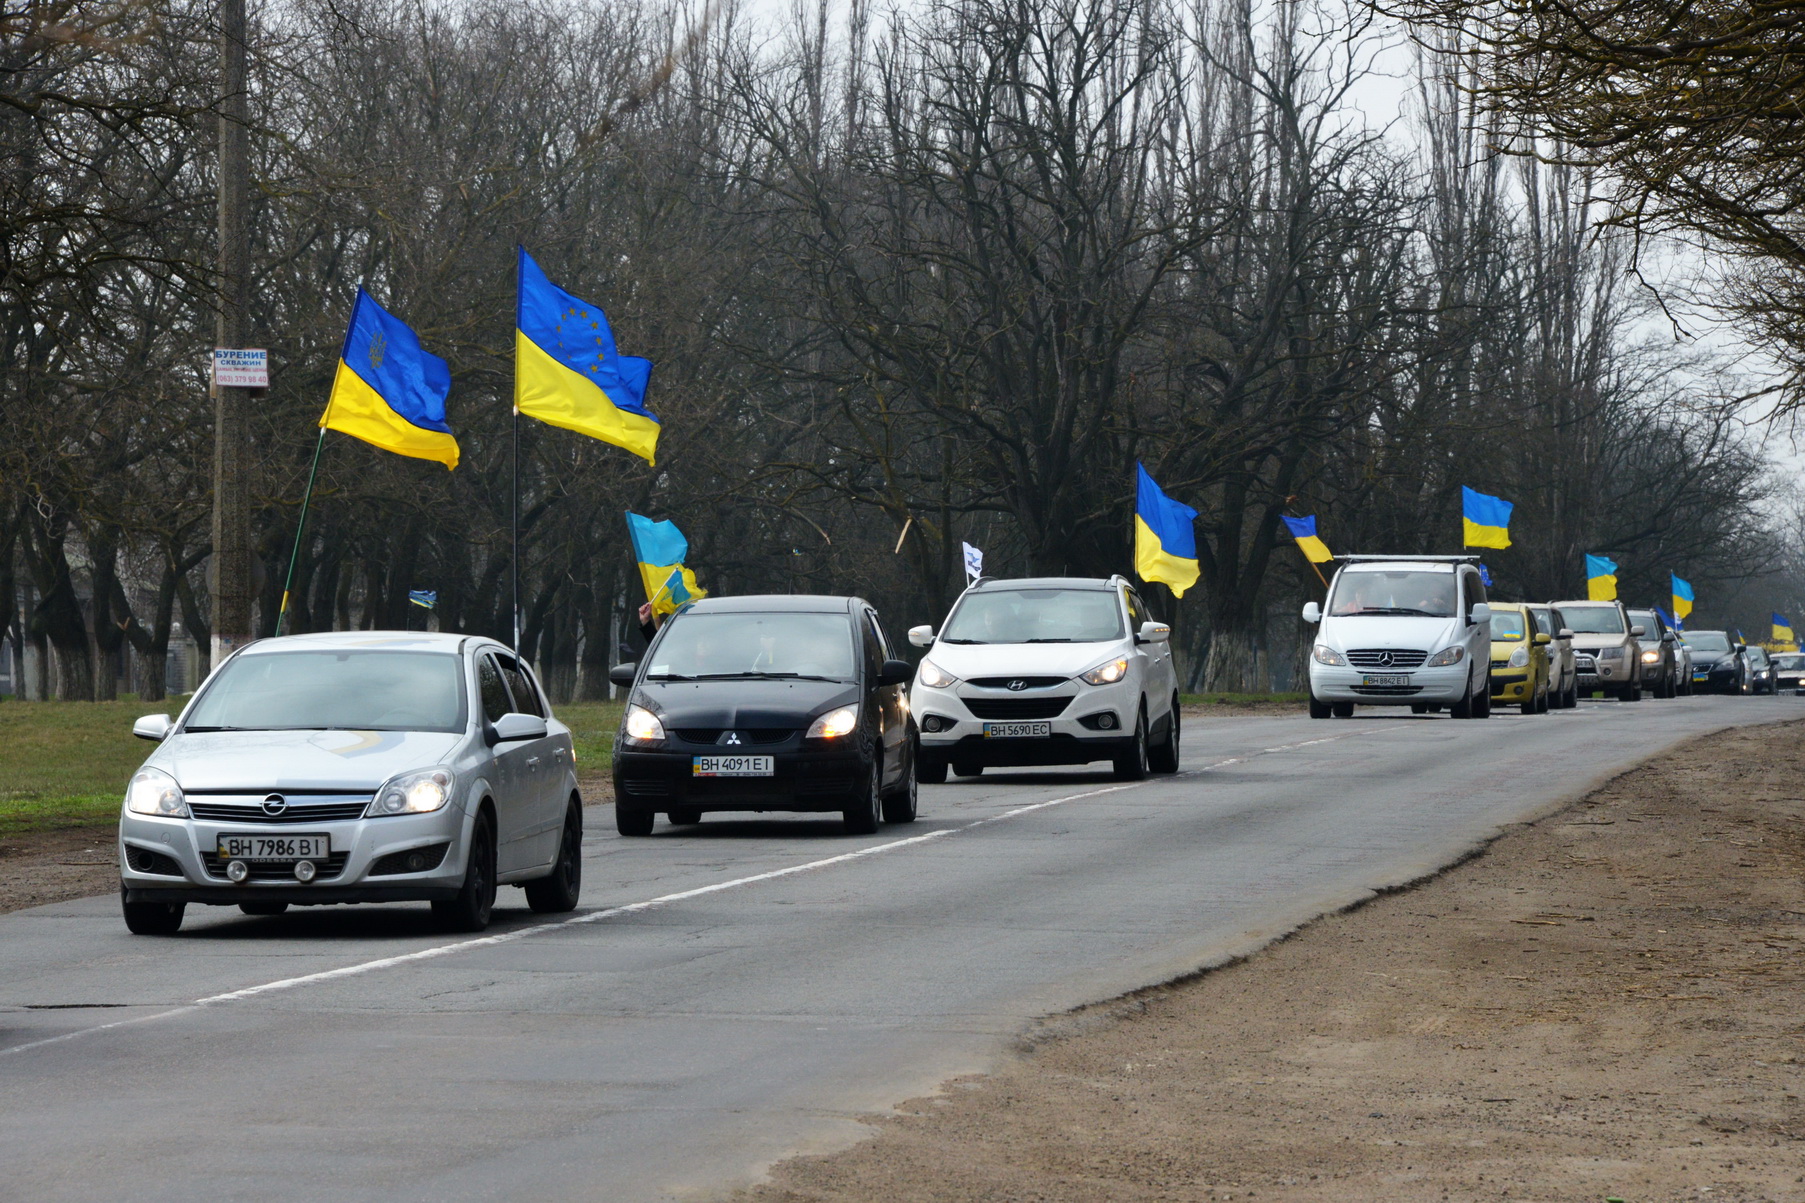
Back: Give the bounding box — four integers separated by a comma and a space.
609, 595, 917, 835
1681, 630, 1747, 694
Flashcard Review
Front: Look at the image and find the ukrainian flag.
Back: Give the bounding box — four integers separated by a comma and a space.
1280, 515, 1333, 564
1772, 613, 1793, 646
515, 248, 657, 463
320, 288, 458, 469
1134, 463, 1199, 598
1461, 487, 1512, 549
1586, 554, 1617, 601
626, 511, 706, 618
1671, 574, 1694, 623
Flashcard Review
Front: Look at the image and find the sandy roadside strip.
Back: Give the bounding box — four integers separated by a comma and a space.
742, 720, 1805, 1202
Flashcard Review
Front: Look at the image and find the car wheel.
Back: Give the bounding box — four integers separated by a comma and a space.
1148, 694, 1181, 774
433, 812, 497, 933
121, 886, 184, 935
882, 751, 919, 824
916, 747, 949, 784
1331, 701, 1354, 718
615, 802, 654, 837
1308, 694, 1332, 719
1449, 687, 1473, 719
1410, 703, 1428, 714
1113, 707, 1150, 780
238, 902, 288, 917
1519, 691, 1536, 716
524, 802, 583, 914
1536, 682, 1550, 714
844, 755, 882, 835
667, 807, 702, 826
1472, 681, 1492, 718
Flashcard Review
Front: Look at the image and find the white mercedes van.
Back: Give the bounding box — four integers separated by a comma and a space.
1301, 556, 1493, 719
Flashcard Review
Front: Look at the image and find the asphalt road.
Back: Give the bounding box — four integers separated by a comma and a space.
1, 694, 1793, 1201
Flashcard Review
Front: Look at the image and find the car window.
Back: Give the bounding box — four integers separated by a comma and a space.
648, 611, 858, 680
477, 655, 512, 723
1773, 654, 1805, 669
1560, 606, 1626, 635
1628, 611, 1661, 636
1489, 611, 1526, 641
497, 656, 546, 717
1747, 648, 1769, 666
1682, 631, 1730, 652
185, 650, 467, 733
1549, 607, 1566, 633
1124, 588, 1147, 629
1525, 608, 1546, 636
1327, 570, 1457, 618
941, 588, 1125, 643
1464, 570, 1487, 607
867, 612, 893, 662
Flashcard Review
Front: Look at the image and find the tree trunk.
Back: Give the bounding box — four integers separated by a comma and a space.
1202, 622, 1261, 693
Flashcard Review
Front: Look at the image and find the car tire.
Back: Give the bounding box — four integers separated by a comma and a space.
1331, 701, 1354, 718
524, 802, 583, 914
1410, 703, 1429, 715
615, 802, 655, 837
1113, 708, 1150, 780
433, 812, 497, 933
844, 756, 882, 835
882, 751, 919, 824
667, 807, 702, 826
1308, 694, 1332, 719
1536, 683, 1550, 714
238, 902, 288, 917
121, 887, 184, 935
1450, 687, 1473, 719
1473, 681, 1492, 718
1148, 695, 1181, 774
1520, 690, 1536, 716
916, 749, 949, 784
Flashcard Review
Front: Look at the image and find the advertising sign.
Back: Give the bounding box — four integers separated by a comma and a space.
212, 348, 269, 389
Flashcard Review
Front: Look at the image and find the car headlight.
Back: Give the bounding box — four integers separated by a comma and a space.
1640, 649, 1661, 663
1312, 645, 1347, 666
917, 659, 958, 689
807, 705, 859, 739
624, 704, 666, 743
1080, 656, 1130, 685
1425, 646, 1465, 667
1596, 647, 1625, 661
366, 768, 454, 817
125, 767, 188, 817
1507, 646, 1529, 668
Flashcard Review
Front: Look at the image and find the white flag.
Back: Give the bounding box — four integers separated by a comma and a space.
962, 541, 984, 582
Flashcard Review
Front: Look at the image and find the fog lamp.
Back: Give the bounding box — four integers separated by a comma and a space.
1098, 713, 1118, 729
226, 859, 249, 883
294, 860, 317, 883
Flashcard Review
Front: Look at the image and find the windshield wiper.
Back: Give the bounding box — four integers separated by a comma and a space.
692, 671, 844, 682
182, 725, 251, 732
1024, 637, 1077, 643
643, 672, 698, 681
939, 638, 985, 644
1351, 607, 1440, 616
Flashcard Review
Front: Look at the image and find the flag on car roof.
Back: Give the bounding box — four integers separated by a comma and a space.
1586, 554, 1617, 601
515, 247, 658, 463
319, 288, 459, 469
1133, 463, 1199, 598
962, 541, 984, 583
626, 511, 706, 618
1671, 573, 1694, 623
1280, 515, 1333, 564
1461, 487, 1512, 549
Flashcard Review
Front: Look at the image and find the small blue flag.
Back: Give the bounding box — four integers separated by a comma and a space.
408, 590, 437, 610
1477, 564, 1493, 587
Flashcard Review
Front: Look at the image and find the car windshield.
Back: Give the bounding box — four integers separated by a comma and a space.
1327, 570, 1457, 617
1772, 654, 1805, 670
1627, 611, 1659, 635
1560, 606, 1625, 635
1489, 611, 1526, 641
184, 650, 467, 732
939, 588, 1124, 644
1683, 632, 1730, 652
1747, 648, 1769, 666
647, 612, 856, 680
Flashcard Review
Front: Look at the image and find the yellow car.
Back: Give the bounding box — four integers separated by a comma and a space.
1489, 602, 1553, 714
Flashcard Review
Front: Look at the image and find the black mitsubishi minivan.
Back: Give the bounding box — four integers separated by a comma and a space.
609, 595, 917, 835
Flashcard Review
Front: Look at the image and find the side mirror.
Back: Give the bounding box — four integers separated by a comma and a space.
491, 712, 548, 743
608, 662, 638, 686
1630, 625, 1646, 638
132, 714, 173, 742
878, 658, 912, 686
1662, 630, 1676, 643
1735, 643, 1748, 653
1301, 601, 1321, 624
1136, 621, 1171, 644
1468, 602, 1492, 625
1533, 632, 1551, 646
1558, 628, 1574, 640
908, 624, 935, 648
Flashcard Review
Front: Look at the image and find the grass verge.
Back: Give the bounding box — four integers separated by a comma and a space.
1180, 691, 1307, 706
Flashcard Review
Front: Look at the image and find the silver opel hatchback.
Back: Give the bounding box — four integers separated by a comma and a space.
117, 632, 581, 934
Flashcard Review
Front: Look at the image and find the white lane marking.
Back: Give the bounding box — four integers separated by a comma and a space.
2, 726, 1383, 1057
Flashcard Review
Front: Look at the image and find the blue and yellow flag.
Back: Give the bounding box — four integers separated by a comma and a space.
1671, 573, 1694, 623
626, 512, 706, 618
516, 248, 657, 463
1280, 515, 1333, 564
1461, 487, 1512, 549
1134, 464, 1199, 598
320, 288, 458, 469
1586, 554, 1617, 601
1772, 613, 1793, 646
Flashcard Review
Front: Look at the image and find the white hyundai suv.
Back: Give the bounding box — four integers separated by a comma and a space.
908, 576, 1181, 781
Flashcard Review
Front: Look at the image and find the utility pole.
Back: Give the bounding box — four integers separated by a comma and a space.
210, 0, 254, 666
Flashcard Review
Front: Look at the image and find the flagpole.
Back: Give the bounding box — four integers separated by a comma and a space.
274, 427, 328, 638
511, 403, 521, 651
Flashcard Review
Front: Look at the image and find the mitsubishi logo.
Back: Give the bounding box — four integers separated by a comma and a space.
1007, 679, 1028, 691
261, 793, 288, 816
718, 731, 744, 746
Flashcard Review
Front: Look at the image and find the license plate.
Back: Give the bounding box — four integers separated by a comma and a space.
1693, 671, 1708, 680
983, 721, 1051, 738
216, 833, 329, 861
692, 755, 774, 777
1361, 674, 1409, 687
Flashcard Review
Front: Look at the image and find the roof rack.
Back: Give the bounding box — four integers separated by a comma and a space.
1336, 554, 1484, 564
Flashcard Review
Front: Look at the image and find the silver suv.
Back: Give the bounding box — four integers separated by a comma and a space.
1551, 600, 1644, 701
118, 632, 581, 934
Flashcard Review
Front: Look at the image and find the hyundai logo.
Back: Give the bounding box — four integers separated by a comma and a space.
718, 731, 743, 746
1007, 679, 1028, 691
261, 793, 288, 816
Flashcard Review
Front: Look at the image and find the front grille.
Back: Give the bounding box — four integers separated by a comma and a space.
673, 729, 794, 746
966, 676, 1068, 690
1344, 648, 1428, 669
125, 846, 183, 876
964, 696, 1071, 720
200, 852, 350, 881
190, 801, 370, 824
369, 843, 449, 876
1351, 685, 1423, 696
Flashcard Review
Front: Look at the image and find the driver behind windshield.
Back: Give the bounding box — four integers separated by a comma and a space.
1329, 571, 1456, 617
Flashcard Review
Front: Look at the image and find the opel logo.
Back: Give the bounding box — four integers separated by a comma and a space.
719, 731, 743, 746
261, 793, 288, 816
1007, 679, 1028, 691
